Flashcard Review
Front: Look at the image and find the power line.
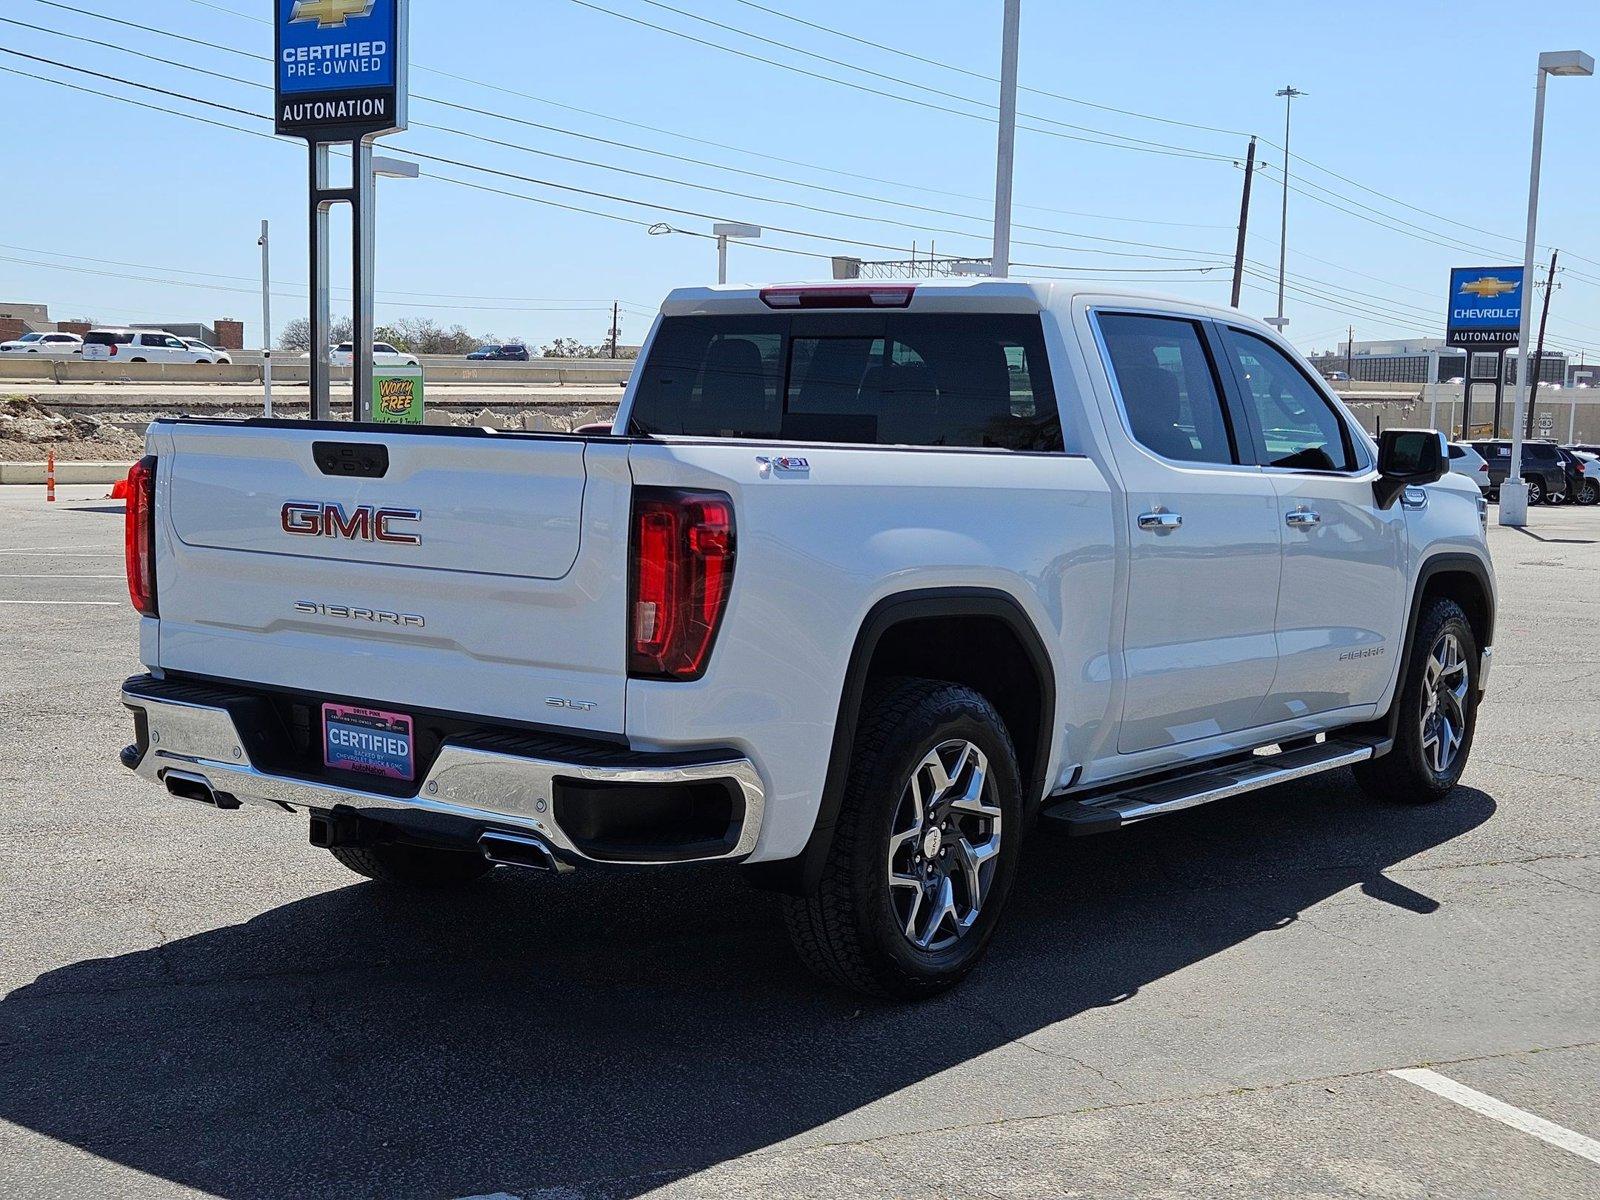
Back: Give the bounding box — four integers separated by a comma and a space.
619, 0, 1239, 159
725, 0, 1254, 141
19, 1, 1239, 248
0, 51, 1226, 279
561, 0, 1233, 162
0, 40, 1231, 268
154, 0, 1598, 273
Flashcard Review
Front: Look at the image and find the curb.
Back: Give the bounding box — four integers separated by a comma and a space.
0, 460, 132, 485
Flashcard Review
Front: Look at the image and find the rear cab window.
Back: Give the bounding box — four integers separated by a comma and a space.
1095, 312, 1238, 465
628, 312, 1062, 451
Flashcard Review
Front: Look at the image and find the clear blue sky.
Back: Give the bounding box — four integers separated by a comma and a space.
2, 0, 1598, 357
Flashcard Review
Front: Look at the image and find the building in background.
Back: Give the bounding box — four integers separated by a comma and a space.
1308, 338, 1565, 387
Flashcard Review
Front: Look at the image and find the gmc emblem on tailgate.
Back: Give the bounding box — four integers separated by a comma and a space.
281, 501, 421, 544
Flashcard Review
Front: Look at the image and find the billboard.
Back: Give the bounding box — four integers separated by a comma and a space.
275, 0, 407, 140
1446, 266, 1523, 349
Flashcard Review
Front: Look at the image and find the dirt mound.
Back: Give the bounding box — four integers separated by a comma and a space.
0, 395, 148, 461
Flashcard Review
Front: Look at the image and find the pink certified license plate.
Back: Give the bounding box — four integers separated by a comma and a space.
322, 703, 414, 781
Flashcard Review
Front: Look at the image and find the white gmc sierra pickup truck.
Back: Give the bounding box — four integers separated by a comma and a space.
119, 279, 1495, 998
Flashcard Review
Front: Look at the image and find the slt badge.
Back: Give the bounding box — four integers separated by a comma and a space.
756, 455, 810, 478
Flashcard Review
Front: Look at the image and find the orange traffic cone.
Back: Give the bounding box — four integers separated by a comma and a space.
45, 451, 55, 503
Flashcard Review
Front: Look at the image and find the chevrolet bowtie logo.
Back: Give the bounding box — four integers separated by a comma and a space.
1459, 276, 1518, 299
289, 0, 374, 27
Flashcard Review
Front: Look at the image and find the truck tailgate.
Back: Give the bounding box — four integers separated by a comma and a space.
149, 421, 630, 736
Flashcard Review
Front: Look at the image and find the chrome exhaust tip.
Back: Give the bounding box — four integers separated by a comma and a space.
163, 769, 240, 810
478, 830, 572, 873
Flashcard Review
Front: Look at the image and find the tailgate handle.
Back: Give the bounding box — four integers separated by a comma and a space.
313, 441, 389, 479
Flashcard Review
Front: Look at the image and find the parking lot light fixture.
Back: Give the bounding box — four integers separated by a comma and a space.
711, 222, 761, 285
1502, 50, 1592, 526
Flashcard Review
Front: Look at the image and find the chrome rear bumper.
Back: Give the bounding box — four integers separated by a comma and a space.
120, 677, 764, 867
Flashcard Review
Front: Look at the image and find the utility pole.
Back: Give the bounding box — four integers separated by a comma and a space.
1346, 325, 1354, 379
1525, 249, 1559, 439
609, 301, 619, 359
1268, 85, 1305, 330
1229, 136, 1257, 309
258, 219, 272, 417
989, 0, 1021, 277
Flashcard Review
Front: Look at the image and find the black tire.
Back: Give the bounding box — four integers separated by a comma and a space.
1580, 480, 1599, 507
329, 841, 494, 886
1525, 477, 1544, 505
781, 677, 1023, 1000
130, 357, 147, 363
1353, 597, 1478, 805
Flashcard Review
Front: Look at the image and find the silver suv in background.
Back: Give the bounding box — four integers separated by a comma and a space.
81, 329, 216, 364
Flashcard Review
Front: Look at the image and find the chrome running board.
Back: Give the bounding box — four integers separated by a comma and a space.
1041, 734, 1390, 836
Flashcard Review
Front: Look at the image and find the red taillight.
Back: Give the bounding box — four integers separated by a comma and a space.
124, 455, 157, 616
628, 489, 735, 680
759, 285, 914, 309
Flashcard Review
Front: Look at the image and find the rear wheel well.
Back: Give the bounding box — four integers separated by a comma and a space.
745, 590, 1054, 897
864, 615, 1046, 804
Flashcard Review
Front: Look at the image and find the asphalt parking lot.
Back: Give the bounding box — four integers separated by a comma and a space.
1, 484, 1596, 1200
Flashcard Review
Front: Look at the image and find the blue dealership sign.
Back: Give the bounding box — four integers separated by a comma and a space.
275, 0, 407, 140
1446, 266, 1523, 349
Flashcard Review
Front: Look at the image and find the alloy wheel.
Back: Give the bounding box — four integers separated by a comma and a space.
1419, 631, 1470, 775
886, 739, 1003, 952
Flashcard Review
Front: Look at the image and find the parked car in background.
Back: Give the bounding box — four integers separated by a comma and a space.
1470, 438, 1573, 504
179, 338, 232, 365
1325, 370, 1350, 382
81, 329, 215, 364
1570, 450, 1599, 505
466, 343, 530, 361
327, 341, 420, 367
0, 331, 82, 357
1447, 442, 1491, 495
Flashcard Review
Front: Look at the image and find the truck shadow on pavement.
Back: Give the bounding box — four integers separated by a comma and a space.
0, 774, 1494, 1199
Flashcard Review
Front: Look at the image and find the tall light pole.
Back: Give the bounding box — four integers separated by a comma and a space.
354, 155, 419, 421
257, 219, 272, 417
990, 0, 1022, 277
1267, 85, 1305, 331
1501, 49, 1593, 527
711, 222, 761, 284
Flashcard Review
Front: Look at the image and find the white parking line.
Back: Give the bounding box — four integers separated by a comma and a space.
0, 550, 120, 557
0, 600, 122, 606
1391, 1067, 1600, 1166
0, 574, 122, 579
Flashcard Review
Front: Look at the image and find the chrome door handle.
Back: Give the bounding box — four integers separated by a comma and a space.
1137, 510, 1183, 533
1285, 508, 1321, 528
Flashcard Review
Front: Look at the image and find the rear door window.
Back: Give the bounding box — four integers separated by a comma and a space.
629, 313, 1061, 450
1095, 312, 1237, 465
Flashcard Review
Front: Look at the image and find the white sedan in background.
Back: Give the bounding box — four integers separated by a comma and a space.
327, 341, 419, 367
180, 338, 232, 364
1447, 441, 1491, 495
0, 331, 83, 357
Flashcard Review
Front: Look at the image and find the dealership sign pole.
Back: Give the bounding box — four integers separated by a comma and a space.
1445, 266, 1523, 441
274, 0, 408, 421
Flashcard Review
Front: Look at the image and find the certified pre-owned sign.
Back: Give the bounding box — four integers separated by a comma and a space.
275, 0, 407, 140
1445, 266, 1524, 349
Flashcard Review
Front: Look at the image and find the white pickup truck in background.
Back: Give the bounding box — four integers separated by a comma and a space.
119, 279, 1494, 998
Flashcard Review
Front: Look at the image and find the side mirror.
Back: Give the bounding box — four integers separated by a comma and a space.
1374, 428, 1447, 508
